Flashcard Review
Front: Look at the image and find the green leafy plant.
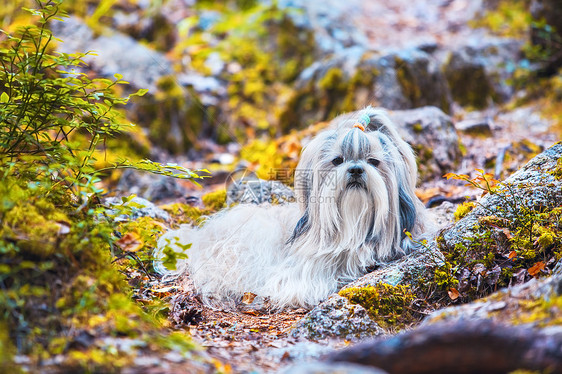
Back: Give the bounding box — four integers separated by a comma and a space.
0, 1, 206, 193
0, 1, 204, 370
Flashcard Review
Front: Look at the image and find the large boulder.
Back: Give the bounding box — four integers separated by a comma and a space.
277, 0, 369, 55
441, 39, 523, 108
319, 258, 562, 374
435, 142, 562, 302
51, 16, 212, 153
279, 47, 452, 132
388, 107, 461, 180
424, 261, 562, 325
291, 294, 384, 341
51, 16, 172, 93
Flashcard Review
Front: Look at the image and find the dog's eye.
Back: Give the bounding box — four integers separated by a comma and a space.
332, 157, 343, 166
368, 158, 380, 167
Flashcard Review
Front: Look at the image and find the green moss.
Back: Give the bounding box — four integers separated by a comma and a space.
550, 157, 562, 180
395, 56, 422, 106
135, 75, 205, 153
513, 294, 562, 327
160, 203, 208, 226
279, 63, 379, 132
444, 61, 493, 109
412, 144, 435, 180
341, 66, 379, 113
177, 2, 317, 138
201, 189, 227, 210
339, 283, 418, 330
454, 202, 476, 221
318, 67, 345, 90
433, 261, 460, 290
0, 175, 203, 370
0, 323, 19, 373
239, 125, 319, 182
412, 122, 423, 133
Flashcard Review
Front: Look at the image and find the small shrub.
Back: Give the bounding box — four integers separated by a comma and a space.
0, 1, 204, 370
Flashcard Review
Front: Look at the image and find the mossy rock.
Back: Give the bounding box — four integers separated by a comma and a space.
389, 106, 462, 181
437, 143, 562, 303
174, 2, 318, 143
132, 75, 210, 153
160, 203, 210, 226
394, 52, 451, 113
444, 51, 493, 109
279, 48, 452, 132
442, 41, 523, 109
201, 189, 227, 210
0, 176, 205, 371
339, 283, 418, 330
454, 202, 476, 221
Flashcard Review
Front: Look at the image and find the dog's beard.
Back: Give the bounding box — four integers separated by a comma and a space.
296, 159, 393, 273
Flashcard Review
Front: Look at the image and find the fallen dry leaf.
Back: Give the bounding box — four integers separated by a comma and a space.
151, 286, 177, 296
242, 292, 257, 304
116, 232, 143, 253
527, 261, 545, 277
448, 288, 460, 300
55, 221, 71, 235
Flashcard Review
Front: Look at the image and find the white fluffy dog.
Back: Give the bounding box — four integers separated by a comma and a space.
155, 107, 428, 309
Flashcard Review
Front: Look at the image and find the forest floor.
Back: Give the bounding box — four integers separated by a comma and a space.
139, 1, 560, 372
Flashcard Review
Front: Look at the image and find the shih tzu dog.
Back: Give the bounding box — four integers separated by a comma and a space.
155, 107, 428, 309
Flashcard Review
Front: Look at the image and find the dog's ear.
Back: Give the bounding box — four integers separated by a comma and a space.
367, 108, 418, 188
294, 129, 336, 212
376, 130, 418, 240
398, 182, 417, 238
287, 210, 310, 244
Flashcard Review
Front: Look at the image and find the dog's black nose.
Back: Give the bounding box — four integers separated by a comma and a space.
348, 165, 364, 177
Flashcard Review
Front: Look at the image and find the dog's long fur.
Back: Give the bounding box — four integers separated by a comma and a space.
155, 107, 429, 309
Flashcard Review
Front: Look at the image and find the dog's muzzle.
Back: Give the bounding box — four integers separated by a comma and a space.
346, 164, 366, 189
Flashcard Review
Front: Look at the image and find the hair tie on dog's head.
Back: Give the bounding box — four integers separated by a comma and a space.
353, 114, 371, 132
353, 123, 365, 131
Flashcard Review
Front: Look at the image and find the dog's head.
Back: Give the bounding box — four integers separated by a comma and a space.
290, 107, 421, 260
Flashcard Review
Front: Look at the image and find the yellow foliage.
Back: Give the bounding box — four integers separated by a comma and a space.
201, 189, 227, 211
454, 202, 476, 221
470, 1, 531, 38
241, 121, 328, 182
